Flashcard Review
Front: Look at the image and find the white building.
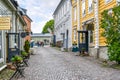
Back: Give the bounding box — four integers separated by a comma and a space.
53, 0, 72, 50
0, 0, 17, 71
0, 0, 26, 71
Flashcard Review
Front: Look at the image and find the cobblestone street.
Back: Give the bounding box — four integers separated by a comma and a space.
19, 47, 120, 80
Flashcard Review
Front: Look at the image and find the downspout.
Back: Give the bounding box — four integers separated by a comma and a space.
77, 0, 80, 49
77, 0, 80, 30
94, 0, 99, 58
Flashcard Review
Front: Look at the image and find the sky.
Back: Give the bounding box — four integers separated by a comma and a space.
17, 0, 61, 33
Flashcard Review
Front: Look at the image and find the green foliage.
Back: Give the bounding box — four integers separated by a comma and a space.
21, 51, 28, 57
24, 40, 30, 53
42, 19, 54, 33
101, 5, 120, 64
11, 55, 23, 62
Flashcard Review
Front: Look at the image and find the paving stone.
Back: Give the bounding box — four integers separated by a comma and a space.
19, 47, 120, 80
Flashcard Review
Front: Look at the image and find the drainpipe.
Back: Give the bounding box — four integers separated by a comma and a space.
94, 0, 99, 58
77, 0, 80, 50
77, 0, 80, 30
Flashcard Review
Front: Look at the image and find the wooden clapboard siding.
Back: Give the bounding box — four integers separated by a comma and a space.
71, 0, 78, 43
80, 0, 95, 46
99, 0, 117, 46
80, 0, 94, 23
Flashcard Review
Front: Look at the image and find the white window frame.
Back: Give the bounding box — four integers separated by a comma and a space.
105, 0, 112, 4
0, 31, 4, 63
82, 0, 86, 17
88, 0, 93, 13
73, 28, 77, 41
74, 6, 77, 21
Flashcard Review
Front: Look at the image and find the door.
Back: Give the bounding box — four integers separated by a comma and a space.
7, 33, 20, 62
78, 31, 88, 53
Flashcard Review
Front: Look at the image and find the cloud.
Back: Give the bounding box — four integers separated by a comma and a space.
31, 21, 46, 33
17, 0, 61, 33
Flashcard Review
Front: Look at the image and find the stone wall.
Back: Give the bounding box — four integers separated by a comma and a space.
89, 46, 108, 60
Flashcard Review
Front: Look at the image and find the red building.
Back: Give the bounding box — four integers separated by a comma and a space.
21, 8, 32, 41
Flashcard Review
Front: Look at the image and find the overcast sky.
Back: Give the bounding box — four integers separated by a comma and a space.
17, 0, 61, 33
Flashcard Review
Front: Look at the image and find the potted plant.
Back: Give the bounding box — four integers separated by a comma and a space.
11, 55, 23, 63
21, 51, 28, 58
24, 40, 30, 59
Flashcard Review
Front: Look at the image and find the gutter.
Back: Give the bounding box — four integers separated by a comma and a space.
5, 0, 16, 11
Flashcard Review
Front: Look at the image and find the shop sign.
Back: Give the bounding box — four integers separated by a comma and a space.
0, 17, 10, 30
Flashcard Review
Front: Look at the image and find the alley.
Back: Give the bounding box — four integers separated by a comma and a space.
19, 47, 120, 80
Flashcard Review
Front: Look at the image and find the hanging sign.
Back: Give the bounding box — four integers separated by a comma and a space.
21, 32, 26, 38
0, 17, 10, 30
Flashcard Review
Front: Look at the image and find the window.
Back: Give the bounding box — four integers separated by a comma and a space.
73, 28, 77, 41
88, 0, 93, 13
87, 24, 94, 43
67, 1, 69, 11
74, 6, 77, 21
105, 0, 112, 3
82, 0, 86, 16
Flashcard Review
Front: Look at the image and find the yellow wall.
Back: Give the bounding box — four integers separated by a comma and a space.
71, 0, 78, 44
80, 0, 94, 23
80, 0, 95, 46
99, 0, 117, 46
71, 0, 117, 46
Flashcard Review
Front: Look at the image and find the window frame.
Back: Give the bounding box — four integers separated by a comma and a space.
82, 0, 86, 17
105, 0, 112, 4
73, 28, 77, 41
88, 0, 93, 13
73, 6, 77, 21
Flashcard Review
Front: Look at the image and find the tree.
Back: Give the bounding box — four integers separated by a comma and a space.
42, 19, 54, 33
101, 5, 120, 64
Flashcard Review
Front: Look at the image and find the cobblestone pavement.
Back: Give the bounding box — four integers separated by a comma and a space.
19, 47, 120, 80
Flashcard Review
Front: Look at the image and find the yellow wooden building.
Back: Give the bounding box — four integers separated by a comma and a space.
71, 0, 119, 59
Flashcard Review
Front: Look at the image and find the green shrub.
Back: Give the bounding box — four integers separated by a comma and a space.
21, 51, 28, 57
101, 5, 120, 64
24, 40, 30, 53
11, 55, 23, 62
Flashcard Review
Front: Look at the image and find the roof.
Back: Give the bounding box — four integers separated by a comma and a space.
10, 0, 19, 9
53, 0, 63, 15
19, 7, 33, 22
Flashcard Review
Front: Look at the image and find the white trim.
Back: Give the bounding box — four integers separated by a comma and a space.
0, 65, 7, 71
77, 0, 80, 30
88, 0, 93, 14
82, 0, 86, 17
2, 31, 4, 62
82, 17, 94, 23
94, 0, 99, 48
0, 58, 4, 63
105, 0, 112, 4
